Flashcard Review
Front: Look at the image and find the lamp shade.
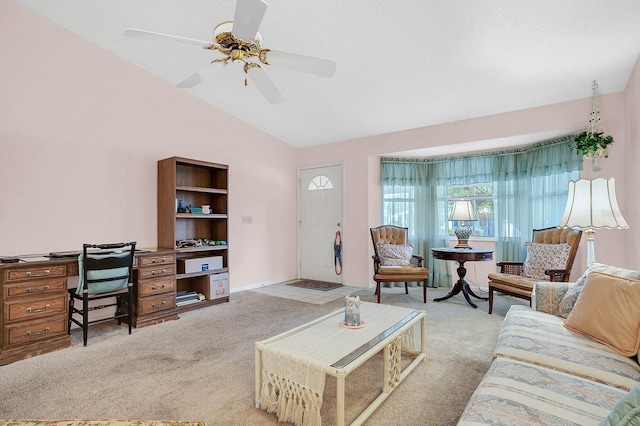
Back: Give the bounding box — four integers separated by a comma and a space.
557, 178, 629, 230
449, 200, 478, 222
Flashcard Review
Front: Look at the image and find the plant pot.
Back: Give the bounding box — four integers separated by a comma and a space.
585, 147, 608, 171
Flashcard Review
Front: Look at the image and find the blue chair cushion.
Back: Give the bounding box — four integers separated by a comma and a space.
76, 252, 131, 296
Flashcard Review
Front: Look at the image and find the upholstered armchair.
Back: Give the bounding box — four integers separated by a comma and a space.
370, 225, 428, 303
488, 227, 582, 314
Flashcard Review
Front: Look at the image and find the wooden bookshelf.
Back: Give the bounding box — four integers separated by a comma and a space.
158, 157, 229, 311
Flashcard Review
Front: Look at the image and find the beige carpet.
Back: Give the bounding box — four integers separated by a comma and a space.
0, 286, 525, 426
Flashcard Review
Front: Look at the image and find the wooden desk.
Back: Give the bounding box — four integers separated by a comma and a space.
431, 247, 493, 308
0, 248, 177, 365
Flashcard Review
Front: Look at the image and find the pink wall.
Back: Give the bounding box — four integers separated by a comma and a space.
0, 1, 299, 290
625, 54, 640, 269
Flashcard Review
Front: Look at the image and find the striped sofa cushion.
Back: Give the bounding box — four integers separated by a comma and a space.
458, 357, 627, 425
494, 305, 640, 390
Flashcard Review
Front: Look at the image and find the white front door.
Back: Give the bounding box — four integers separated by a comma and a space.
299, 165, 343, 283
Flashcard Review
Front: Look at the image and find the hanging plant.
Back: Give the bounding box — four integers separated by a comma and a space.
570, 131, 614, 158
571, 80, 614, 171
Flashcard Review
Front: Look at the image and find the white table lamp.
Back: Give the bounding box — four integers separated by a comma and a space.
557, 178, 629, 266
449, 200, 478, 249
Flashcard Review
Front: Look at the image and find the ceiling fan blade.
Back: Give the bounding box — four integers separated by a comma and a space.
124, 28, 211, 47
263, 49, 337, 78
176, 72, 203, 88
247, 65, 285, 104
232, 0, 268, 42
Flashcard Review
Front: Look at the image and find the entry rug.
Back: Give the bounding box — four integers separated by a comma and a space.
287, 280, 342, 292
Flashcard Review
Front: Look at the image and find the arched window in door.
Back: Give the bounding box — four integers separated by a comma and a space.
307, 175, 333, 190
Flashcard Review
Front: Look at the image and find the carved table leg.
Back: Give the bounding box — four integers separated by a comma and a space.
434, 260, 488, 308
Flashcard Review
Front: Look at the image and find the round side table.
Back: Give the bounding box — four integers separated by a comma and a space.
431, 247, 493, 308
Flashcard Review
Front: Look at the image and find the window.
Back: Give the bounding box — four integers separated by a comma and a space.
382, 184, 415, 234
382, 183, 496, 239
446, 184, 495, 238
307, 175, 333, 190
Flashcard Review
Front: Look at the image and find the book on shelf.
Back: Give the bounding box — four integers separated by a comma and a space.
176, 299, 200, 306
176, 291, 205, 307
176, 290, 200, 299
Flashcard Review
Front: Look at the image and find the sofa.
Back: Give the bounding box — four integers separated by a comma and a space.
458, 263, 640, 425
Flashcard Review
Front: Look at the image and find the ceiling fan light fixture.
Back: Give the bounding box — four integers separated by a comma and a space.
213, 21, 262, 49
124, 0, 335, 104
209, 20, 266, 68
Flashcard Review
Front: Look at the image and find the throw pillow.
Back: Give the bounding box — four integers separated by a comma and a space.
522, 242, 571, 280
558, 263, 640, 318
599, 383, 640, 426
532, 281, 572, 316
564, 272, 640, 357
377, 243, 413, 266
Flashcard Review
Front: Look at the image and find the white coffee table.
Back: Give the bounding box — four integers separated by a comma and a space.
255, 302, 426, 426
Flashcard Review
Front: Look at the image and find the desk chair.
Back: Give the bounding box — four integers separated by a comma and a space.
370, 225, 428, 303
68, 242, 136, 346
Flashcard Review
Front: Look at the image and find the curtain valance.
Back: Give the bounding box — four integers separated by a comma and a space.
381, 135, 582, 184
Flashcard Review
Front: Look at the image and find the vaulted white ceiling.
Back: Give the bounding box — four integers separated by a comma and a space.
12, 0, 640, 149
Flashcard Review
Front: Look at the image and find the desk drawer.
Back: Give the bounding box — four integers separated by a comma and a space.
5, 316, 67, 347
5, 294, 67, 323
138, 265, 176, 280
138, 277, 176, 297
4, 265, 67, 282
4, 278, 66, 298
68, 262, 79, 277
136, 293, 176, 315
139, 254, 175, 268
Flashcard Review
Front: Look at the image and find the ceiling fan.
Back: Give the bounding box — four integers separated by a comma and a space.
124, 0, 337, 104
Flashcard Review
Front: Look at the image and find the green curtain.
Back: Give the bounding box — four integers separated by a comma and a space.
381, 136, 582, 287
491, 137, 583, 260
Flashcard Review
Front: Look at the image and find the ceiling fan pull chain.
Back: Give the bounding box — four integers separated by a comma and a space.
243, 62, 260, 87
244, 62, 250, 86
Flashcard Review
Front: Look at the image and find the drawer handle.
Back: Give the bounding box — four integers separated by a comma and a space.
27, 304, 50, 313
151, 269, 167, 276
26, 269, 50, 277
152, 258, 166, 263
151, 284, 166, 290
27, 285, 50, 293
27, 326, 50, 337
152, 301, 166, 308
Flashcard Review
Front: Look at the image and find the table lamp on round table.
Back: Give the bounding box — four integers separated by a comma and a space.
449, 200, 478, 249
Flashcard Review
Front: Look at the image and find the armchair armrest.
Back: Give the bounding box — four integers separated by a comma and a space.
496, 261, 524, 275
410, 254, 424, 267
544, 269, 571, 282
532, 281, 573, 315
372, 255, 381, 273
